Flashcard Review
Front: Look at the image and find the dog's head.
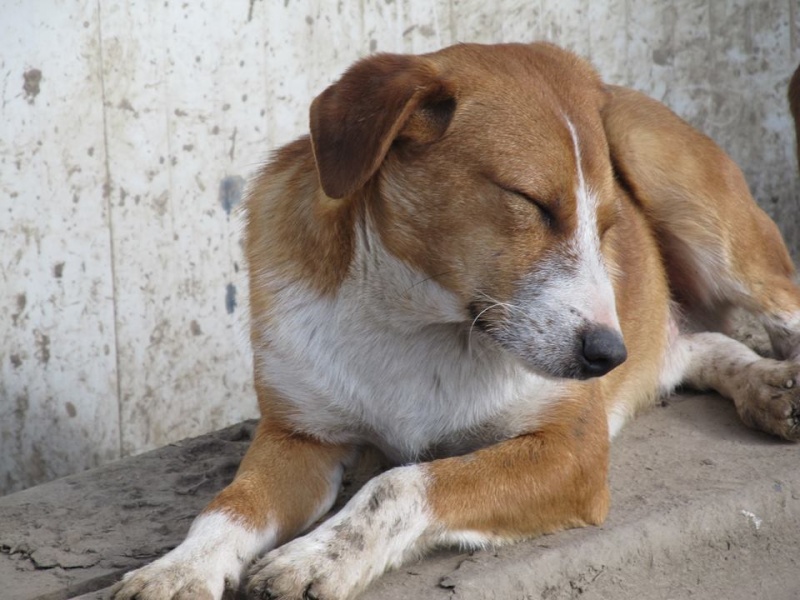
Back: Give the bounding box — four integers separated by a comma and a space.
310, 43, 625, 380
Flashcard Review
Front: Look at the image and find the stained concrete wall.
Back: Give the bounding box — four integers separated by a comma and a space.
1, 0, 799, 495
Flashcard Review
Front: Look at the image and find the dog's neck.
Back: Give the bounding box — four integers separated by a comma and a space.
347, 210, 467, 333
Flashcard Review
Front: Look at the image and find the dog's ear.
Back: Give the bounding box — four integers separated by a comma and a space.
309, 54, 456, 199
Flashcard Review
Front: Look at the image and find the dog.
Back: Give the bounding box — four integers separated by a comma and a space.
112, 42, 800, 600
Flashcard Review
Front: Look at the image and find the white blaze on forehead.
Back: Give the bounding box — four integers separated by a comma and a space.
564, 117, 620, 331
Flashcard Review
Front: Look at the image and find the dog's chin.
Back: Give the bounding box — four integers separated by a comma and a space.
478, 333, 587, 381
482, 333, 601, 381
517, 355, 598, 382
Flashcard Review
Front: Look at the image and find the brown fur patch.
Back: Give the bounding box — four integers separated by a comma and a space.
204, 388, 352, 542
603, 85, 798, 320
427, 390, 610, 537
244, 138, 359, 296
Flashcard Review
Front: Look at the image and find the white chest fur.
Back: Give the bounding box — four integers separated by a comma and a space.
254, 225, 562, 462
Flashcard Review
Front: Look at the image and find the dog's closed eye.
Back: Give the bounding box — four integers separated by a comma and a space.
499, 184, 557, 229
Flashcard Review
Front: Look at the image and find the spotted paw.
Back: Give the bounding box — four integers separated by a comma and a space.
246, 527, 360, 600
246, 468, 428, 600
736, 359, 800, 441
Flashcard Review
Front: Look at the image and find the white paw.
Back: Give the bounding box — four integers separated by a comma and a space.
111, 512, 276, 600
110, 559, 218, 600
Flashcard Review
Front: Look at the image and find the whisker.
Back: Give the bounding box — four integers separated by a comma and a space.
401, 270, 454, 296
468, 301, 507, 357
474, 290, 524, 316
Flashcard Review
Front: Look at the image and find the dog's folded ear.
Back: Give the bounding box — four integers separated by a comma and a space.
309, 54, 456, 199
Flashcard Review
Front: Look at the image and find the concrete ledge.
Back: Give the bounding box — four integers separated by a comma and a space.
3, 394, 799, 600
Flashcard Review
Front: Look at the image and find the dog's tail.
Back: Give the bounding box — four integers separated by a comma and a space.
790, 64, 800, 174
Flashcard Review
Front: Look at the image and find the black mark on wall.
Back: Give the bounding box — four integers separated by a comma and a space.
219, 175, 245, 216
247, 0, 261, 22
12, 293, 27, 326
190, 320, 203, 336
225, 283, 237, 314
23, 69, 42, 103
34, 330, 50, 366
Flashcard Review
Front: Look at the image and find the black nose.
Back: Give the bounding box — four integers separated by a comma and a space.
580, 326, 627, 377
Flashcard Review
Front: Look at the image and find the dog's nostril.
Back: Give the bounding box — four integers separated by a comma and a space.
581, 327, 627, 377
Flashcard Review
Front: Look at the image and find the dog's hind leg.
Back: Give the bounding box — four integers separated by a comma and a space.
663, 330, 800, 441
602, 85, 800, 360
111, 401, 354, 600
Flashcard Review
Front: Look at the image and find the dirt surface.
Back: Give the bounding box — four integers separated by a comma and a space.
3, 314, 799, 599
1, 422, 254, 600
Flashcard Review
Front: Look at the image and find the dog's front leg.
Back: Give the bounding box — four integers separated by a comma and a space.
248, 398, 610, 600
111, 417, 353, 600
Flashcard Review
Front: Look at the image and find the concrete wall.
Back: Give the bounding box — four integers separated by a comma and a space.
1, 0, 799, 495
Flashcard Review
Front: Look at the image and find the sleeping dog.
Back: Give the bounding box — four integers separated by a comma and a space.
113, 42, 800, 600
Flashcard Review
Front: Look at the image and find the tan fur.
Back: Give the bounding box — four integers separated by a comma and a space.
603, 85, 800, 357
204, 384, 352, 543
245, 139, 359, 296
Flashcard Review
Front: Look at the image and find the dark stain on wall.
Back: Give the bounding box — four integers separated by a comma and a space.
225, 283, 237, 314
34, 330, 50, 366
190, 320, 203, 336
23, 68, 42, 103
219, 175, 245, 216
12, 293, 27, 326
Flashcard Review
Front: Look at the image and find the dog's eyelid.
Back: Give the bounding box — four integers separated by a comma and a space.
500, 185, 557, 227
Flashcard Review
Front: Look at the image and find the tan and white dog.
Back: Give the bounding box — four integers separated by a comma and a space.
112, 43, 800, 600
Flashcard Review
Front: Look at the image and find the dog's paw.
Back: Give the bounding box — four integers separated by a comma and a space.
111, 512, 271, 600
247, 467, 430, 600
736, 359, 800, 441
110, 560, 217, 600
246, 525, 366, 600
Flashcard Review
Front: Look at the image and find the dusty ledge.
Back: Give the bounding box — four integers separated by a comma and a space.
3, 393, 799, 600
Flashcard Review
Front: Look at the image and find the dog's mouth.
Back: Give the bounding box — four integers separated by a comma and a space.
465, 300, 627, 381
